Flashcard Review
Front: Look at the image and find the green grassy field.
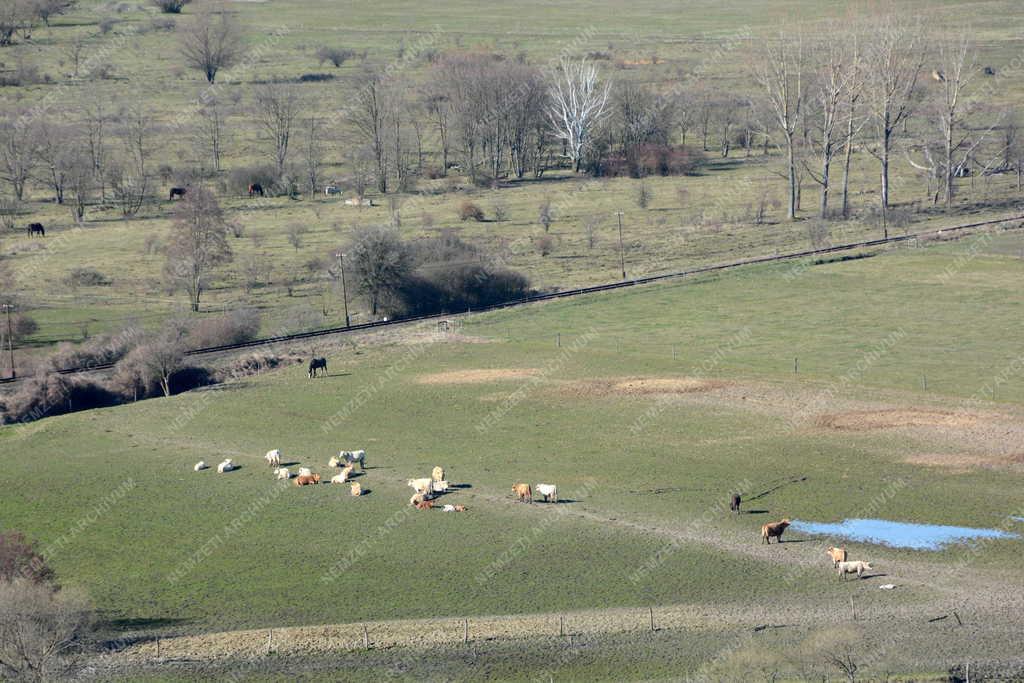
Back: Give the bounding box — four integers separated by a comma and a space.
4, 0, 1024, 360
3, 232, 1024, 679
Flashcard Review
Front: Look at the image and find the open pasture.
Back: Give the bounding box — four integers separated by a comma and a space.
3, 233, 1023, 678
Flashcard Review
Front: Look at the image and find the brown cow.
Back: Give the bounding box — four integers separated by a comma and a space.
761, 518, 790, 544
295, 473, 321, 486
415, 499, 433, 510
730, 493, 741, 513
453, 504, 467, 512
827, 546, 847, 567
512, 483, 532, 503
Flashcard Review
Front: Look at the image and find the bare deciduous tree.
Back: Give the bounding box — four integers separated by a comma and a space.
349, 70, 389, 193
346, 225, 412, 315
0, 118, 36, 201
300, 115, 325, 198
864, 12, 926, 210
193, 97, 227, 173
33, 0, 76, 26
163, 187, 232, 312
753, 33, 805, 220
254, 83, 300, 179
0, 579, 94, 681
107, 102, 150, 217
179, 3, 242, 84
546, 57, 611, 172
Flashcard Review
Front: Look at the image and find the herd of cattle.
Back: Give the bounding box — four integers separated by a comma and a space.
737, 497, 875, 579
192, 454, 873, 578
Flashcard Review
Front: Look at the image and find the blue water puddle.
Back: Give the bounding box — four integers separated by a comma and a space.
791, 518, 1020, 551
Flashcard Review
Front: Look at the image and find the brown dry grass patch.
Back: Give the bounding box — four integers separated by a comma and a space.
415, 368, 541, 385
904, 451, 1024, 472
554, 376, 725, 399
816, 408, 987, 431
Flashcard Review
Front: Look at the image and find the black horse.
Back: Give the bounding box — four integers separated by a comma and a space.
169, 187, 187, 200
248, 183, 265, 198
308, 357, 328, 378
27, 223, 45, 237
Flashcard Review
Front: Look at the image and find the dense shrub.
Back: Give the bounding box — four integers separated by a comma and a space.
43, 329, 141, 372
396, 265, 531, 317
63, 267, 110, 288
185, 308, 261, 349
151, 0, 191, 12
298, 72, 335, 82
0, 531, 55, 585
2, 374, 118, 425
315, 46, 355, 67
228, 165, 280, 197
458, 201, 485, 222
600, 144, 704, 178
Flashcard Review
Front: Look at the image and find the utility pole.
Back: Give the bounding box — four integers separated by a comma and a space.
2, 303, 14, 379
616, 211, 626, 279
336, 252, 350, 327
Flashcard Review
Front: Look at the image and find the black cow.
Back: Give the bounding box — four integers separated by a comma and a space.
27, 223, 45, 237
730, 493, 741, 513
169, 187, 187, 200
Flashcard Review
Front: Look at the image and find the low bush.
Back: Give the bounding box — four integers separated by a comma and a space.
458, 201, 485, 222
63, 267, 110, 288
185, 308, 261, 349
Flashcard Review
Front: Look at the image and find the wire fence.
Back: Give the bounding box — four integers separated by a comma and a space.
2, 212, 1020, 385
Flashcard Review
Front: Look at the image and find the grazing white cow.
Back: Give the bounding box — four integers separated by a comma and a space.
431, 466, 445, 483
298, 467, 312, 477
536, 483, 557, 503
331, 470, 352, 484
217, 459, 236, 473
274, 467, 291, 480
265, 449, 281, 467
194, 460, 208, 472
837, 561, 873, 580
341, 450, 366, 471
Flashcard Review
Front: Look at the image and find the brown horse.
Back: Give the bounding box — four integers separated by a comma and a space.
169, 187, 187, 200
27, 223, 45, 237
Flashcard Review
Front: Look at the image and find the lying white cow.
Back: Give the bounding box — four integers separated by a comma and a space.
265, 449, 281, 467
298, 467, 312, 477
331, 470, 352, 484
217, 459, 237, 473
328, 455, 341, 468
274, 467, 291, 480
194, 460, 208, 472
343, 196, 373, 207
536, 483, 557, 503
433, 480, 449, 493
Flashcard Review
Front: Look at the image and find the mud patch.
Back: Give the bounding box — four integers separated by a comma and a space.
554, 376, 725, 399
416, 368, 541, 385
816, 408, 988, 431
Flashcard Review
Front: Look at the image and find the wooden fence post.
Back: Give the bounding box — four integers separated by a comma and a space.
155, 636, 160, 659
649, 606, 656, 632
362, 624, 369, 650
463, 618, 469, 644
794, 357, 798, 373
557, 333, 560, 347
266, 629, 272, 654
559, 615, 564, 637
